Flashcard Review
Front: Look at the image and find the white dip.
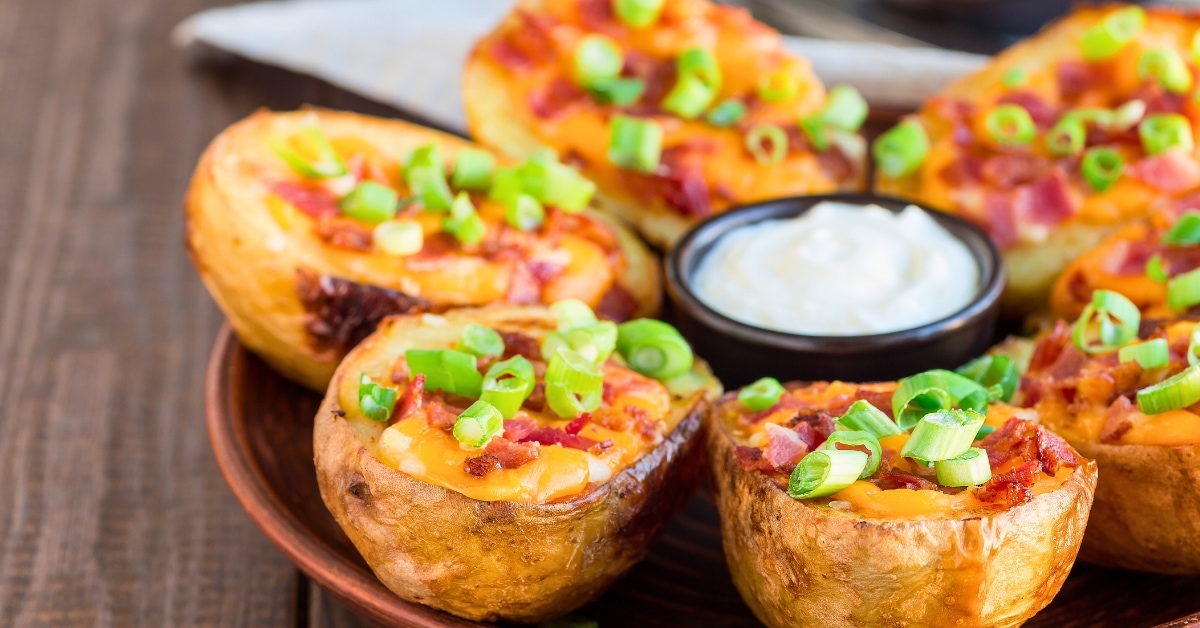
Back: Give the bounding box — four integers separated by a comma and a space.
691, 202, 979, 336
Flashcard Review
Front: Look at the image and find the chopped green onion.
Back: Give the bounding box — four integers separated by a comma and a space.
1190, 326, 1200, 366
458, 323, 504, 358
545, 348, 604, 418
1080, 147, 1124, 192
614, 0, 664, 28
757, 71, 798, 103
551, 299, 598, 331
487, 167, 523, 204
820, 85, 869, 132
1119, 338, 1170, 369
404, 143, 444, 178
573, 35, 623, 87
662, 72, 715, 119
836, 400, 903, 438
406, 165, 454, 211
1072, 289, 1141, 354
1080, 6, 1146, 61
822, 430, 882, 479
1140, 113, 1195, 156
975, 424, 997, 440
738, 377, 786, 412
608, 115, 663, 173
1002, 68, 1027, 89
1163, 210, 1200, 246
677, 48, 721, 90
1168, 266, 1200, 311
373, 220, 424, 256
270, 127, 347, 179
616, 319, 694, 380
786, 450, 868, 499
452, 400, 504, 448
517, 156, 596, 213
1062, 107, 1114, 128
745, 124, 788, 166
985, 104, 1036, 146
1139, 48, 1194, 94
873, 121, 929, 178
546, 382, 603, 419
358, 373, 398, 422
891, 369, 990, 431
339, 181, 398, 223
451, 149, 495, 191
405, 348, 483, 398
589, 76, 646, 106
1147, 253, 1169, 283
934, 447, 992, 487
1137, 363, 1200, 414
481, 356, 535, 419
900, 409, 986, 463
706, 100, 746, 127
798, 115, 829, 152
1046, 118, 1086, 156
956, 355, 1019, 403
505, 194, 545, 232
443, 192, 486, 245
565, 322, 619, 364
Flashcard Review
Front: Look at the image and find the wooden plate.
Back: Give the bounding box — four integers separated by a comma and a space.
206, 324, 1200, 628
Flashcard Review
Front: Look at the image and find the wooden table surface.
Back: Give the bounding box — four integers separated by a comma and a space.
0, 0, 408, 624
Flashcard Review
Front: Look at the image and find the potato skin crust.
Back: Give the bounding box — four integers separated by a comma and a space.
706, 418, 1097, 628
1073, 441, 1200, 574
185, 109, 661, 391
313, 307, 718, 623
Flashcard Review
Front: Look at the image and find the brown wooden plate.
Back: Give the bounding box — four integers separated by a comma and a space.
206, 324, 1200, 628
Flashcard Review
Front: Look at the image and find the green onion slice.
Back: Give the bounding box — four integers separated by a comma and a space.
1080, 6, 1146, 61
403, 143, 444, 178
1190, 326, 1200, 366
821, 85, 869, 132
1120, 338, 1170, 369
1137, 363, 1200, 414
757, 70, 798, 103
934, 447, 992, 487
1168, 266, 1200, 311
1047, 118, 1086, 156
573, 35, 623, 88
822, 430, 882, 479
1002, 67, 1027, 89
505, 194, 545, 232
1139, 48, 1194, 94
900, 409, 986, 463
443, 192, 486, 245
405, 348, 483, 398
406, 165, 454, 212
458, 323, 504, 358
985, 104, 1036, 146
480, 356, 535, 419
358, 373, 398, 422
487, 167, 523, 205
589, 76, 646, 106
891, 369, 991, 431
551, 299, 599, 331
616, 319, 694, 380
745, 124, 788, 166
614, 0, 664, 28
798, 115, 830, 153
1072, 289, 1141, 354
543, 323, 618, 366
270, 127, 347, 179
787, 450, 868, 499
1163, 210, 1200, 246
706, 99, 747, 127
546, 382, 603, 419
373, 220, 424, 256
1080, 147, 1125, 192
545, 348, 605, 418
836, 399, 903, 438
451, 149, 495, 191
1147, 253, 1169, 283
873, 121, 930, 178
662, 72, 715, 119
608, 115, 663, 173
1140, 113, 1195, 156
339, 181, 399, 224
516, 156, 596, 213
955, 355, 1019, 403
452, 400, 504, 448
677, 48, 721, 89
738, 377, 786, 412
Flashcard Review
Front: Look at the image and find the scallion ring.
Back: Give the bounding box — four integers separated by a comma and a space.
358, 373, 398, 423
588, 76, 646, 106
1139, 47, 1193, 94
738, 377, 786, 412
1190, 326, 1200, 366
900, 409, 986, 463
551, 299, 598, 331
480, 356, 535, 419
821, 85, 869, 132
677, 47, 721, 90
662, 72, 715, 119
607, 115, 663, 173
1137, 363, 1200, 414
614, 0, 664, 28
616, 319, 693, 380
706, 99, 747, 127
450, 148, 495, 191
1168, 266, 1200, 311
458, 323, 504, 358
985, 104, 1036, 146
787, 450, 867, 499
757, 70, 798, 103
545, 348, 605, 418
403, 143, 445, 179
406, 165, 454, 212
339, 181, 399, 224
956, 354, 1019, 403
836, 399, 903, 438
442, 192, 486, 245
1046, 118, 1086, 156
934, 447, 992, 487
573, 35, 623, 88
505, 194, 545, 232
1140, 113, 1195, 156
1072, 289, 1141, 354
1147, 253, 1169, 283
891, 369, 991, 430
405, 348, 483, 398
1163, 210, 1200, 246
452, 400, 504, 448
1080, 147, 1124, 192
873, 121, 930, 178
270, 127, 347, 179
1080, 6, 1146, 61
745, 124, 788, 166
373, 220, 424, 256
1119, 338, 1170, 369
822, 430, 882, 479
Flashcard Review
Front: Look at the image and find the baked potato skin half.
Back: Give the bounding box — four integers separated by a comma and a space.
313, 306, 720, 623
186, 109, 661, 391
707, 402, 1097, 628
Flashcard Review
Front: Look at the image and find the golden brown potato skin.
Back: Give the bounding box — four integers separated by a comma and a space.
314, 306, 720, 623
185, 109, 661, 391
707, 418, 1097, 628
1073, 441, 1200, 574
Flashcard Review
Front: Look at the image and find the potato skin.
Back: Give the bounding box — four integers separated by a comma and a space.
185, 109, 661, 391
1073, 441, 1200, 574
313, 307, 719, 623
707, 419, 1098, 628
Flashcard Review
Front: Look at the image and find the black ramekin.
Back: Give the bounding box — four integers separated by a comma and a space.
666, 193, 1005, 388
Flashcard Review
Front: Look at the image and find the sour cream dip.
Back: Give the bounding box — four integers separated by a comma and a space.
691, 202, 979, 336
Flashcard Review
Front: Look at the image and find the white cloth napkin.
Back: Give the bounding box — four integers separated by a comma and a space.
172, 0, 987, 133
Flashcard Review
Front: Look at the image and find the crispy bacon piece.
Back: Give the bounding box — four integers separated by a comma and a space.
390, 374, 425, 425
596, 284, 638, 322
315, 217, 373, 251
1014, 170, 1075, 229
981, 417, 1041, 469
792, 422, 822, 452
1127, 148, 1200, 194
622, 404, 660, 439
983, 191, 1018, 249
1028, 320, 1071, 374
763, 423, 809, 470
1131, 83, 1186, 116
425, 396, 459, 431
503, 418, 537, 441
485, 436, 540, 469
506, 261, 544, 304
1100, 396, 1135, 444
491, 10, 557, 70
529, 77, 587, 119
734, 446, 775, 472
852, 388, 895, 418
295, 270, 430, 356
658, 143, 716, 218
500, 331, 542, 361
939, 153, 984, 186
786, 409, 837, 445
564, 413, 590, 435
464, 454, 501, 477
976, 461, 1039, 508
1036, 426, 1080, 474
578, 0, 620, 34
1057, 59, 1111, 100
876, 473, 937, 491
982, 153, 1051, 188
268, 181, 340, 219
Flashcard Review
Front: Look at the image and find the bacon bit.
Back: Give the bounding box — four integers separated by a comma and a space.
876, 472, 937, 491
492, 10, 557, 71
734, 445, 774, 472
976, 461, 1039, 507
1105, 238, 1161, 276
578, 0, 620, 34
596, 284, 639, 322
939, 153, 984, 186
564, 413, 590, 435
506, 261, 544, 305
658, 142, 718, 218
1131, 83, 1186, 116
490, 40, 534, 71
1028, 320, 1071, 374
1015, 170, 1075, 228
982, 153, 1051, 188
817, 145, 855, 183
852, 389, 895, 418
502, 418, 538, 441
390, 355, 411, 384
295, 270, 430, 356
485, 436, 540, 468
763, 423, 809, 470
981, 417, 1041, 470
623, 50, 675, 112
315, 217, 373, 251
390, 374, 425, 425
464, 453, 501, 477
1127, 148, 1200, 194
1036, 426, 1080, 474
425, 398, 459, 431
1100, 396, 1135, 444
791, 421, 821, 452
268, 181, 341, 219
997, 91, 1057, 129
1046, 344, 1088, 381
529, 77, 587, 119
524, 383, 547, 413
1057, 60, 1111, 101
500, 331, 542, 361
983, 191, 1018, 249
518, 424, 600, 451
740, 393, 803, 425
787, 409, 837, 444
624, 404, 660, 439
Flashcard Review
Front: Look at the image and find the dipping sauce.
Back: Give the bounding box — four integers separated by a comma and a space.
691, 202, 979, 336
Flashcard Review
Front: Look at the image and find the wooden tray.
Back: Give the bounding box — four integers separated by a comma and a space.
206, 324, 1200, 627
